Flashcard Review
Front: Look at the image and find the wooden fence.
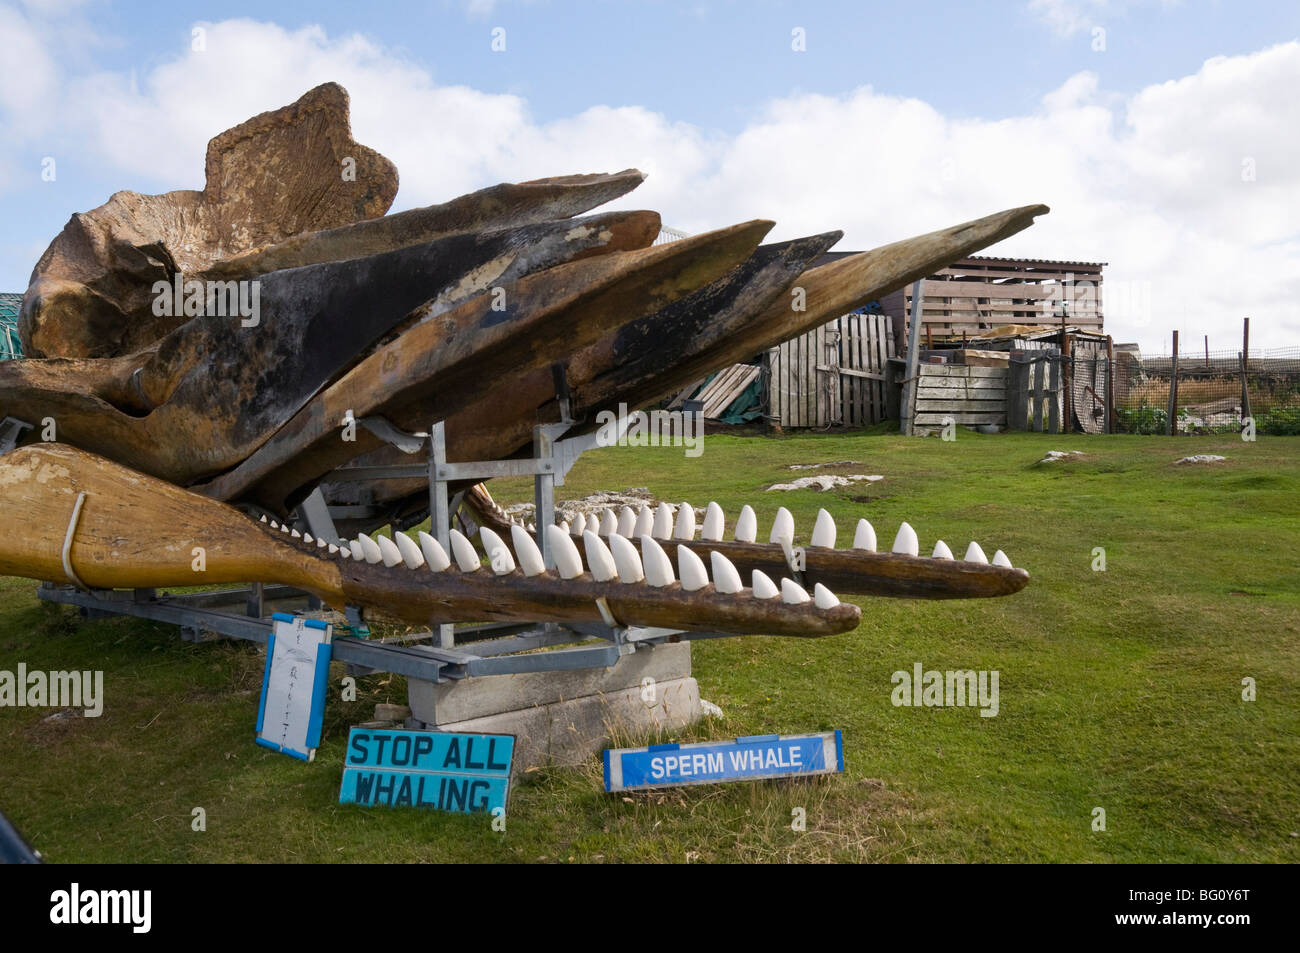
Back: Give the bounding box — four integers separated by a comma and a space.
1009, 348, 1063, 433
767, 312, 896, 428
911, 364, 1009, 432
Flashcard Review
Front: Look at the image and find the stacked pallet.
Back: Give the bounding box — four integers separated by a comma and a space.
912, 364, 1009, 430
693, 363, 762, 419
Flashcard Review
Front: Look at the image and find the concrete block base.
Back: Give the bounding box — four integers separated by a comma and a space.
407, 642, 700, 775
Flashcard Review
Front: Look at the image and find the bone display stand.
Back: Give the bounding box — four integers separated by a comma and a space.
30, 371, 718, 771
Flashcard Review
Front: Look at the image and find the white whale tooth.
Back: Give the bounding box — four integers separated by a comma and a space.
527, 523, 535, 533
417, 531, 451, 572
734, 504, 757, 543
781, 578, 811, 604
375, 535, 403, 567
511, 524, 546, 577
328, 544, 340, 555
609, 534, 645, 583
558, 520, 570, 535
964, 541, 988, 564
269, 520, 279, 529
633, 505, 654, 537
751, 570, 780, 600
813, 582, 840, 608
303, 533, 313, 544
640, 535, 675, 587
673, 502, 696, 540
570, 512, 586, 536
677, 545, 709, 592
259, 515, 268, 523
853, 518, 877, 552
280, 524, 290, 534
617, 506, 637, 537
932, 540, 954, 560
290, 529, 301, 539
582, 530, 618, 582
449, 529, 481, 572
769, 506, 794, 544
892, 521, 919, 557
652, 502, 675, 539
358, 535, 383, 564
992, 549, 1013, 568
701, 502, 725, 541
811, 508, 836, 548
709, 551, 743, 594
317, 537, 327, 549
348, 539, 364, 561
546, 525, 584, 579
479, 527, 516, 574
599, 508, 618, 537
393, 531, 425, 569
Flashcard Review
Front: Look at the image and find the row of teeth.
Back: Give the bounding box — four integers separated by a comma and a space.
258, 515, 841, 608
537, 503, 1014, 569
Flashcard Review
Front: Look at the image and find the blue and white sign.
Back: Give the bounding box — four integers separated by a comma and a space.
255, 613, 333, 762
340, 727, 514, 814
603, 731, 843, 792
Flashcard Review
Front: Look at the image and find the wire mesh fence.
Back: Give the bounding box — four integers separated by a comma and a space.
1113, 346, 1300, 435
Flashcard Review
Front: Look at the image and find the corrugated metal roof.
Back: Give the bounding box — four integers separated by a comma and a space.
961, 254, 1108, 268
1, 292, 23, 361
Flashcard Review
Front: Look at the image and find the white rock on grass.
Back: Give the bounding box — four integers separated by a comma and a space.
1175, 454, 1226, 465
1039, 450, 1086, 463
699, 699, 725, 718
767, 474, 883, 492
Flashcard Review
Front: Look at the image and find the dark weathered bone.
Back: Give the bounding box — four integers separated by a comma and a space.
0, 209, 660, 483
0, 444, 859, 637
20, 83, 399, 359
196, 220, 774, 508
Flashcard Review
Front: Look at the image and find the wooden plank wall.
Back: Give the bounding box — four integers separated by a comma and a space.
911, 365, 1009, 431
767, 312, 896, 428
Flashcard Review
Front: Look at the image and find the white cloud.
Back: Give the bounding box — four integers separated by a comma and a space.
5, 15, 1299, 350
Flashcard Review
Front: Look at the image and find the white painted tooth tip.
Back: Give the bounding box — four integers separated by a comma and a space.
558, 520, 569, 535
751, 570, 779, 600
316, 537, 327, 549
608, 534, 645, 583
709, 551, 743, 594
673, 502, 696, 540
891, 521, 919, 557
394, 531, 425, 569
449, 529, 481, 572
769, 506, 794, 544
964, 541, 988, 564
375, 534, 403, 567
633, 505, 654, 537
417, 531, 451, 572
640, 535, 675, 587
992, 549, 1013, 568
932, 540, 954, 560
701, 502, 725, 541
582, 530, 618, 582
269, 520, 279, 529
570, 512, 586, 535
259, 514, 268, 523
677, 545, 709, 592
358, 534, 383, 565
527, 523, 535, 533
510, 524, 546, 577
303, 533, 313, 544
813, 583, 840, 609
735, 504, 757, 543
290, 529, 301, 538
479, 527, 516, 575
652, 502, 675, 539
280, 524, 290, 534
348, 539, 364, 561
599, 508, 618, 537
546, 525, 584, 579
853, 518, 877, 552
327, 543, 340, 554
617, 506, 637, 538
811, 508, 836, 548
781, 578, 811, 605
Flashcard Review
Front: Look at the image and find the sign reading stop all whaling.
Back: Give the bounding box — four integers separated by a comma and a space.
604, 731, 843, 792
340, 727, 514, 814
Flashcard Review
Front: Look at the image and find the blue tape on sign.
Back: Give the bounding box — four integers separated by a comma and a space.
303, 618, 329, 631
271, 612, 294, 624
604, 731, 843, 792
254, 631, 276, 734
339, 727, 515, 814
304, 648, 332, 750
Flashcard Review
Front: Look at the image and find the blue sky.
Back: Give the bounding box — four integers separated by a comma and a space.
3, 0, 1299, 348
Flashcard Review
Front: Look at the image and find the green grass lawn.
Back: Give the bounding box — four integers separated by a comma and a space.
2, 430, 1297, 863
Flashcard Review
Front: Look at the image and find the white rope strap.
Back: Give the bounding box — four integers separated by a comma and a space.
61, 491, 89, 589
